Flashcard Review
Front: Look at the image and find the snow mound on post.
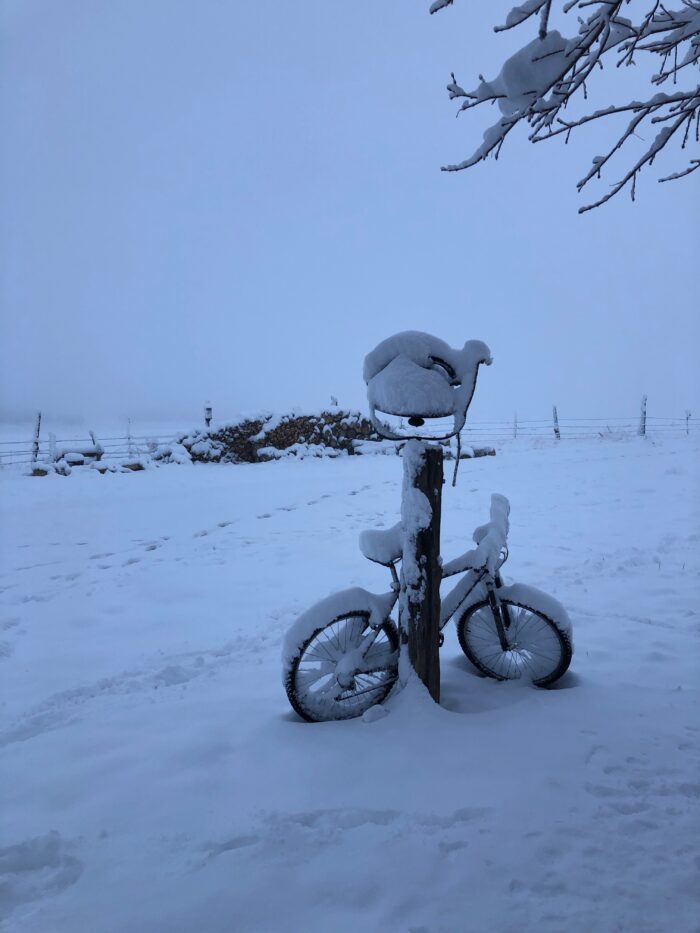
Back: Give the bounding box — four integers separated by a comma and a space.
368, 356, 456, 418
363, 331, 491, 437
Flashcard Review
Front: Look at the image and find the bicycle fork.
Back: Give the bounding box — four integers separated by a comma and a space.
486, 575, 513, 652
334, 625, 384, 689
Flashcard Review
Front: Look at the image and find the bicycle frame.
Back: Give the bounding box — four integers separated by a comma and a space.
356, 549, 512, 667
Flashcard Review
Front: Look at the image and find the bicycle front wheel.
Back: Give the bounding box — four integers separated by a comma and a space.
456, 595, 572, 687
284, 611, 399, 722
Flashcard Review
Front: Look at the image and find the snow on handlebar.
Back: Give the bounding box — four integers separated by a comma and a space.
441, 493, 510, 577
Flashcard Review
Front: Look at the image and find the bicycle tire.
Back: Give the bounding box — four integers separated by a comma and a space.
456, 595, 572, 687
284, 611, 399, 722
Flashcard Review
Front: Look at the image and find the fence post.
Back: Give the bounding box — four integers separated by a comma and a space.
638, 395, 647, 437
552, 405, 561, 440
399, 441, 442, 703
49, 432, 57, 462
127, 418, 134, 457
686, 410, 691, 435
89, 430, 104, 460
204, 403, 212, 428
513, 412, 518, 440
32, 411, 42, 463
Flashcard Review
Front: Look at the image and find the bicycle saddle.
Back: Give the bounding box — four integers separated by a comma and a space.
359, 522, 403, 566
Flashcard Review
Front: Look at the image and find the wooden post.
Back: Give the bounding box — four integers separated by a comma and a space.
89, 430, 104, 460
399, 441, 442, 702
49, 432, 57, 462
552, 405, 561, 440
204, 403, 212, 428
513, 412, 518, 440
32, 411, 42, 463
638, 395, 647, 437
127, 418, 134, 457
686, 410, 691, 435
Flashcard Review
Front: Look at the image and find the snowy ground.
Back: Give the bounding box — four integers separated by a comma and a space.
1, 438, 699, 932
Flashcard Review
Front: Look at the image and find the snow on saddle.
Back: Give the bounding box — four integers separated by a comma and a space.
358, 522, 403, 566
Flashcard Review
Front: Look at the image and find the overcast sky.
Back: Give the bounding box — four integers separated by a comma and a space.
1, 0, 698, 427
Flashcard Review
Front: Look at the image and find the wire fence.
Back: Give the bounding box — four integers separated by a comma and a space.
1, 413, 698, 469
461, 415, 700, 443
0, 434, 175, 468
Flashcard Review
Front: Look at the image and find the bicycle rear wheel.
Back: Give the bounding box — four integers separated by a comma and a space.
284, 611, 399, 722
456, 595, 571, 687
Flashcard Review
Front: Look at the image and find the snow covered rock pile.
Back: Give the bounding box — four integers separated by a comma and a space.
180, 410, 379, 464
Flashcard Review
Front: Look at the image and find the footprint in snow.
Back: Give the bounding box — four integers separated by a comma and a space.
439, 839, 469, 854
0, 642, 262, 749
195, 806, 491, 871
0, 831, 82, 923
197, 834, 260, 866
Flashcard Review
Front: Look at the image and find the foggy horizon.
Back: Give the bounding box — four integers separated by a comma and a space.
2, 1, 698, 429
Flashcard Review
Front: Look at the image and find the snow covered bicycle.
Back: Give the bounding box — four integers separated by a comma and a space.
283, 494, 573, 722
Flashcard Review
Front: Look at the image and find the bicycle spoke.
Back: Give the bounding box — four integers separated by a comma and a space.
336, 678, 397, 703
463, 600, 566, 684
290, 614, 399, 720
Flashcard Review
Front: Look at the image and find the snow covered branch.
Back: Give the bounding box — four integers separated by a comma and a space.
432, 1, 700, 209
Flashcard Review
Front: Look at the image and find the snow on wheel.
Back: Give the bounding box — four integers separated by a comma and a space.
284, 612, 399, 722
456, 592, 572, 687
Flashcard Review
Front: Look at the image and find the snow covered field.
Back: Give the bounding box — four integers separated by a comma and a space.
1, 438, 699, 932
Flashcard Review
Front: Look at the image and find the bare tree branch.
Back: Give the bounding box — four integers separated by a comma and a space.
578, 107, 693, 210
430, 0, 700, 209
